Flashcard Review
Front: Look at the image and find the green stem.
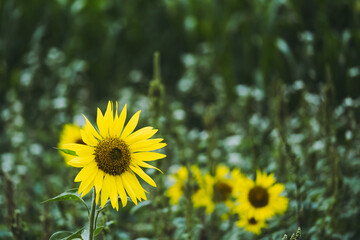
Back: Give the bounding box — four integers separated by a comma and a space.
89, 189, 96, 240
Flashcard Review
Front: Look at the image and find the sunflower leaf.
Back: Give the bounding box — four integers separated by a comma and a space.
55, 147, 78, 156
42, 189, 89, 215
49, 228, 84, 240
94, 226, 104, 236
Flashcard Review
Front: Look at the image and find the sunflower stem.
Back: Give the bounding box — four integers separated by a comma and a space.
89, 189, 96, 240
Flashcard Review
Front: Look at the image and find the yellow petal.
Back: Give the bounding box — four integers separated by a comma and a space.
109, 102, 119, 136
95, 191, 100, 204
81, 181, 95, 197
132, 143, 167, 152
82, 114, 102, 140
113, 104, 127, 137
97, 108, 107, 137
121, 174, 138, 205
124, 127, 157, 145
115, 176, 128, 207
94, 170, 104, 194
108, 175, 119, 210
121, 110, 141, 139
78, 167, 98, 194
74, 161, 97, 182
124, 171, 147, 200
132, 152, 166, 161
132, 159, 163, 173
103, 101, 114, 136
80, 129, 98, 146
63, 143, 95, 156
130, 138, 164, 152
130, 165, 156, 187
68, 156, 95, 168
101, 174, 111, 208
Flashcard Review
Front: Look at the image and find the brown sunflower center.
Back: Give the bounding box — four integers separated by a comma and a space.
213, 181, 233, 202
248, 186, 269, 208
248, 217, 257, 225
94, 137, 131, 176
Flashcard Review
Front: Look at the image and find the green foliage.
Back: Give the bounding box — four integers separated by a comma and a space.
42, 189, 89, 215
49, 228, 84, 240
55, 148, 78, 157
1, 0, 360, 239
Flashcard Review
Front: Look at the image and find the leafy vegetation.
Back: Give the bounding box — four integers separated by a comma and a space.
1, 0, 360, 239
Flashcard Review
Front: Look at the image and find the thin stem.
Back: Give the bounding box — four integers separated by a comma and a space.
89, 189, 96, 240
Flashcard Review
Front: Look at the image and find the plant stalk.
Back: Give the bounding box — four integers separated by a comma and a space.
89, 189, 96, 240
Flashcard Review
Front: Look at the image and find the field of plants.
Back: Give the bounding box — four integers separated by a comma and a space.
1, 0, 360, 239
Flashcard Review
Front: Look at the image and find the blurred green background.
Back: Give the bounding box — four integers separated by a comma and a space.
1, 0, 360, 239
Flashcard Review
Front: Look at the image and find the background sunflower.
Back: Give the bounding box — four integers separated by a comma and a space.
58, 123, 83, 164
235, 170, 288, 220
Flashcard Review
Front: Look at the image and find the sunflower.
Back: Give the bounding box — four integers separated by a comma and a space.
192, 165, 240, 214
235, 170, 288, 220
64, 101, 166, 210
236, 216, 267, 235
58, 123, 84, 164
166, 165, 201, 205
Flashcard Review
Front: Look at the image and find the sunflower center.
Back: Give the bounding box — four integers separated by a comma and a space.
248, 186, 269, 208
110, 147, 123, 161
213, 181, 233, 202
248, 217, 257, 225
94, 137, 131, 176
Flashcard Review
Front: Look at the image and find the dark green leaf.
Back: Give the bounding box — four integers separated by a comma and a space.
55, 147, 78, 156
42, 189, 89, 215
49, 228, 84, 240
94, 226, 104, 236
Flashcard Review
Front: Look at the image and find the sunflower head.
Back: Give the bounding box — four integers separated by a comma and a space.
236, 216, 267, 235
192, 165, 239, 215
58, 123, 84, 164
64, 101, 166, 210
167, 165, 201, 205
166, 166, 188, 205
235, 170, 288, 220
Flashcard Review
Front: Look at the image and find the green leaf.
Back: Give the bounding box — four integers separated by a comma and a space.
94, 226, 104, 236
55, 147, 78, 156
42, 189, 89, 215
49, 228, 84, 240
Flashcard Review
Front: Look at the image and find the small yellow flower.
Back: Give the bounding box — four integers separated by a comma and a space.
235, 170, 288, 220
58, 124, 84, 165
192, 165, 240, 214
237, 216, 267, 235
65, 101, 166, 210
166, 165, 201, 205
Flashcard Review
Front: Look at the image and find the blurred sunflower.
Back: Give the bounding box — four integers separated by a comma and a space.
192, 165, 240, 214
166, 165, 201, 205
236, 216, 267, 235
235, 170, 288, 220
64, 101, 166, 210
58, 123, 84, 164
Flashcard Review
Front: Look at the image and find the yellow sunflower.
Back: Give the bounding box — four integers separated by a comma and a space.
236, 216, 267, 235
235, 170, 288, 220
192, 165, 240, 215
58, 123, 84, 164
64, 101, 166, 210
166, 165, 201, 205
